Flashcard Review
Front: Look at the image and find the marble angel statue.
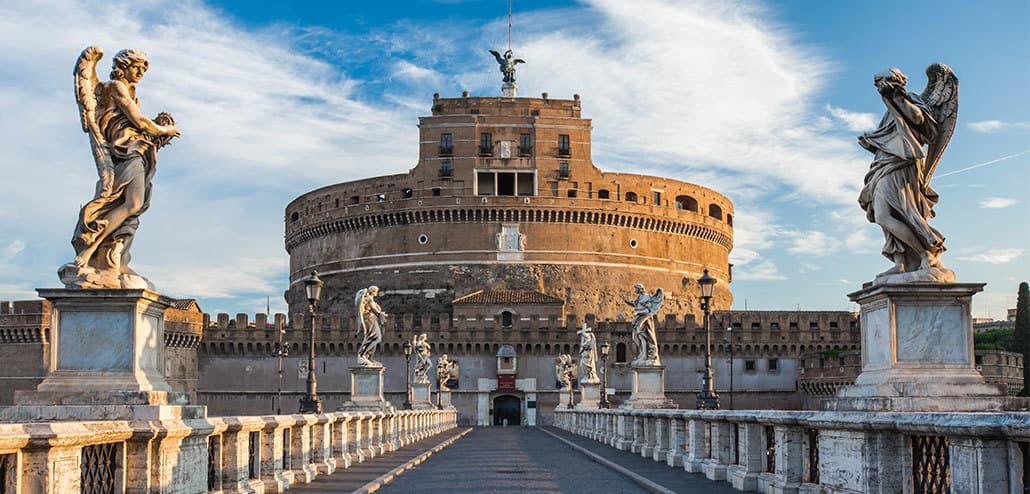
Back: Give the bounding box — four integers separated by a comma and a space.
555, 354, 576, 391
489, 49, 525, 84
623, 284, 664, 366
436, 354, 453, 391
412, 333, 433, 384
59, 46, 180, 289
858, 63, 958, 284
355, 286, 386, 366
577, 324, 599, 383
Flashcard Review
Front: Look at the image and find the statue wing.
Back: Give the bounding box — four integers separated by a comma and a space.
74, 46, 116, 195
513, 58, 526, 65
651, 288, 665, 315
919, 63, 959, 185
354, 288, 366, 331
489, 50, 503, 65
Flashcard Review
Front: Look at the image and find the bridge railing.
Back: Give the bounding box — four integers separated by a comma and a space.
0, 408, 457, 493
554, 408, 1029, 493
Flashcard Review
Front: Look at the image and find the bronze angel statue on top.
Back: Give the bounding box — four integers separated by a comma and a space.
858, 63, 958, 284
489, 49, 525, 84
59, 46, 180, 290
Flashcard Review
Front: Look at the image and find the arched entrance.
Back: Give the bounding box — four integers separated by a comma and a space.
493, 395, 521, 426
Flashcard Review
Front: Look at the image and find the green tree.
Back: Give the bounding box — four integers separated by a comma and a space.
1016, 281, 1029, 395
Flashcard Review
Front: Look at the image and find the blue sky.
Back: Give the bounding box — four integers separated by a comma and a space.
0, 0, 1026, 319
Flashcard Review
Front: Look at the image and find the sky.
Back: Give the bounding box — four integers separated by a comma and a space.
0, 0, 1027, 320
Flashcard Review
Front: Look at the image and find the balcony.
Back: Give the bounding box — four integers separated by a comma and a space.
479, 146, 493, 157
438, 146, 453, 156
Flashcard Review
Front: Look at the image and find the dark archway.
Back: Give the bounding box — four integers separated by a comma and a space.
493, 395, 521, 426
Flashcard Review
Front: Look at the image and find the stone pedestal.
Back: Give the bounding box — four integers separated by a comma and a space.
826, 282, 1010, 412
502, 82, 517, 97
556, 389, 574, 410
411, 381, 434, 409
3, 288, 205, 421
622, 365, 676, 409
576, 380, 601, 410
339, 365, 393, 411
438, 389, 454, 409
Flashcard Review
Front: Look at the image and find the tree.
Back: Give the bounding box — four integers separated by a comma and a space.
1016, 282, 1029, 396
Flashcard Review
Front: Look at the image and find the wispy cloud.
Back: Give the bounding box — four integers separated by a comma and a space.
935, 150, 1030, 178
968, 120, 1030, 133
825, 104, 877, 131
955, 248, 1024, 264
978, 197, 1019, 209
786, 230, 839, 257
734, 260, 786, 281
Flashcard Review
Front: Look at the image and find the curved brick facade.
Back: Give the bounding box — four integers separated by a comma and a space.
284, 93, 734, 319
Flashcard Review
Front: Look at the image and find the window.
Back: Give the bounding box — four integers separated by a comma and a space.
653, 191, 662, 206
350, 195, 360, 204
830, 321, 839, 330
519, 133, 532, 155
675, 195, 699, 212
789, 322, 799, 330
440, 160, 453, 177
768, 358, 779, 371
809, 322, 819, 331
476, 170, 536, 196
480, 133, 493, 154
727, 213, 733, 226
558, 134, 570, 156
402, 188, 413, 199
477, 172, 495, 196
709, 203, 723, 220
432, 187, 441, 196
751, 322, 761, 331
501, 311, 513, 328
770, 322, 780, 331
567, 190, 577, 198
616, 342, 627, 363
290, 212, 299, 222
745, 360, 756, 372
558, 162, 570, 179
440, 133, 453, 155
598, 189, 610, 199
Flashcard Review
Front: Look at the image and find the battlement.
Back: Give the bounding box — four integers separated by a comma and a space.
430, 92, 583, 118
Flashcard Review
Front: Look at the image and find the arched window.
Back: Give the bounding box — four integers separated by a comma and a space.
709, 204, 723, 220
675, 195, 698, 212
625, 192, 638, 203
616, 342, 627, 363
598, 189, 610, 199
726, 213, 733, 226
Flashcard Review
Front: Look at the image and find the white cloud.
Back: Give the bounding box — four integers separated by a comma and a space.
978, 197, 1019, 209
390, 60, 441, 82
955, 248, 1024, 264
825, 104, 878, 131
786, 230, 839, 257
2, 239, 25, 260
734, 260, 786, 281
968, 120, 1030, 133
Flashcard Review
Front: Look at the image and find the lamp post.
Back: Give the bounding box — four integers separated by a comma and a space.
725, 326, 734, 410
696, 269, 720, 409
599, 341, 610, 408
402, 340, 412, 409
273, 328, 289, 414
298, 271, 323, 414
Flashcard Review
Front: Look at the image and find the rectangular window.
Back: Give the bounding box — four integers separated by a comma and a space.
497, 172, 515, 196
809, 322, 819, 331
653, 191, 661, 206
480, 133, 493, 154
830, 321, 839, 329
789, 322, 799, 330
558, 162, 570, 178
477, 172, 495, 195
439, 160, 453, 177
440, 133, 453, 155
519, 133, 532, 155
517, 173, 535, 196
558, 134, 570, 155
770, 322, 780, 330
768, 358, 779, 371
751, 322, 761, 331
745, 360, 756, 372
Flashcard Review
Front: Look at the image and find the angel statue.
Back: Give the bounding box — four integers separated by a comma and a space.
555, 354, 576, 391
436, 354, 453, 391
59, 46, 180, 289
623, 284, 664, 366
858, 63, 958, 284
355, 285, 386, 366
577, 324, 599, 383
412, 333, 433, 384
489, 49, 525, 84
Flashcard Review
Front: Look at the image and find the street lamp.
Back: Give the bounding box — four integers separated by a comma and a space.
402, 340, 413, 409
273, 328, 289, 414
696, 269, 720, 409
725, 326, 734, 410
298, 271, 323, 414
599, 341, 610, 408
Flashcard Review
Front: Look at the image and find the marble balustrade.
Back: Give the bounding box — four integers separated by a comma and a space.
0, 408, 457, 493
554, 408, 1029, 493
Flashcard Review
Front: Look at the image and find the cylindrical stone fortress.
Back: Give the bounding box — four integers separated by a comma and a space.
284, 93, 734, 319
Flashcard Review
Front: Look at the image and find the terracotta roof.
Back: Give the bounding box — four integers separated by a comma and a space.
173, 299, 201, 312
452, 290, 564, 305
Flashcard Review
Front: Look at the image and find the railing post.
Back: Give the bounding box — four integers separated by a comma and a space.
728, 422, 762, 491
312, 415, 335, 476
630, 413, 645, 454
949, 436, 1015, 492
349, 413, 366, 464
260, 417, 291, 493
334, 415, 351, 469
771, 425, 803, 493
290, 416, 316, 484
684, 419, 708, 473
666, 414, 686, 467
704, 420, 732, 481
615, 413, 633, 450
652, 414, 669, 462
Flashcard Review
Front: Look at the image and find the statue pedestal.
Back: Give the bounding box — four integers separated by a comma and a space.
411, 382, 434, 409
3, 288, 204, 422
622, 365, 676, 409
339, 365, 393, 411
825, 282, 1012, 412
556, 389, 574, 410
502, 82, 517, 97
576, 381, 601, 410
438, 389, 454, 409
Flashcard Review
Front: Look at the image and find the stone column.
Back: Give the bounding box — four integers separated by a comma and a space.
630, 414, 645, 454
289, 417, 315, 484
666, 415, 686, 467
260, 417, 291, 493
684, 419, 709, 473
333, 416, 351, 469
704, 421, 733, 481
311, 417, 335, 476
615, 413, 633, 451
652, 415, 668, 462
728, 423, 763, 491
348, 415, 365, 464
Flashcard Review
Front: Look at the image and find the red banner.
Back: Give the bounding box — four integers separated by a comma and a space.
498, 374, 516, 391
